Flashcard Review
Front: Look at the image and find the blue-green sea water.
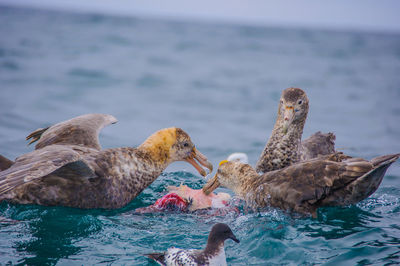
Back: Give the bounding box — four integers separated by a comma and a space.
1, 5, 400, 265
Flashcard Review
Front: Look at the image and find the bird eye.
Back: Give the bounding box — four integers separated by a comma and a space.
298, 100, 303, 105
183, 142, 189, 147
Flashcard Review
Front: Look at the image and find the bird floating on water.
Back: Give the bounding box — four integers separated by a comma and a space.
145, 223, 239, 266
203, 153, 399, 217
256, 87, 336, 173
0, 114, 213, 209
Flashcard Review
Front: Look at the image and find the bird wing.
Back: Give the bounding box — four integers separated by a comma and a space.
163, 247, 198, 265
259, 157, 374, 214
26, 113, 118, 150
0, 145, 95, 195
299, 131, 336, 161
320, 153, 400, 206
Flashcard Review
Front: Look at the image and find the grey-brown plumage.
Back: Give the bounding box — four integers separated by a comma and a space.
204, 153, 399, 217
256, 88, 336, 173
0, 114, 212, 209
26, 113, 118, 150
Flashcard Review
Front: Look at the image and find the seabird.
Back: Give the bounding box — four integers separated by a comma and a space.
256, 87, 336, 173
145, 223, 239, 266
0, 114, 213, 209
203, 154, 399, 217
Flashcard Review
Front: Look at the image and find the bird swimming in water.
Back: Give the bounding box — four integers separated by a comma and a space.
203, 154, 399, 217
256, 87, 336, 173
145, 223, 239, 266
0, 114, 213, 209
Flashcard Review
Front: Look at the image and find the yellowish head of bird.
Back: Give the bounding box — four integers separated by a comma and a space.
278, 87, 309, 134
140, 127, 213, 176
202, 160, 253, 195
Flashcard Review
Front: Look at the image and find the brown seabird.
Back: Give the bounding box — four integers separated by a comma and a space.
204, 154, 399, 217
256, 87, 336, 173
0, 114, 213, 209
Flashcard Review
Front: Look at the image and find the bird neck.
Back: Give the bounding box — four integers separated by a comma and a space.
268, 116, 305, 154
256, 115, 306, 172
93, 147, 168, 208
235, 168, 260, 198
137, 130, 177, 167
272, 114, 306, 140
204, 237, 225, 257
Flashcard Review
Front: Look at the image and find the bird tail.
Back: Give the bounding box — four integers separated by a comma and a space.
343, 153, 399, 204
321, 153, 399, 206
370, 153, 400, 167
0, 155, 13, 171
25, 127, 49, 146
144, 253, 166, 265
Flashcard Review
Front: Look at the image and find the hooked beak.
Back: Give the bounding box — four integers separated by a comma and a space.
230, 233, 240, 243
282, 106, 295, 134
202, 173, 220, 195
184, 148, 213, 177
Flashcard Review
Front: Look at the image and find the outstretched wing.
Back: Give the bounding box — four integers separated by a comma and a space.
0, 145, 95, 195
26, 113, 118, 150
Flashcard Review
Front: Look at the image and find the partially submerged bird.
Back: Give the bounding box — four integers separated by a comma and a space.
256, 87, 336, 173
145, 223, 239, 266
204, 154, 399, 217
0, 114, 213, 209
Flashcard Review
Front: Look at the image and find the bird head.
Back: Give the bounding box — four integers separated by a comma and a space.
278, 87, 309, 134
202, 160, 252, 195
209, 223, 240, 244
140, 127, 213, 176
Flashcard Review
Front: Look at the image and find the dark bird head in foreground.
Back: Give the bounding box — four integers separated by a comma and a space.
145, 223, 239, 265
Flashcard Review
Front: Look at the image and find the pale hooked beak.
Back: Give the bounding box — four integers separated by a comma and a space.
202, 173, 220, 195
282, 106, 295, 134
184, 148, 213, 177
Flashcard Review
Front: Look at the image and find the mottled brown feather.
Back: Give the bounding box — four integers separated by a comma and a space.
214, 153, 399, 216
26, 113, 117, 150
1, 115, 211, 209
0, 145, 93, 195
256, 88, 336, 173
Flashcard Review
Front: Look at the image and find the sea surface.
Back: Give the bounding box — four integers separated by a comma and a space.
0, 5, 400, 265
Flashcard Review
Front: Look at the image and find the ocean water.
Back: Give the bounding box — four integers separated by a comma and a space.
0, 5, 400, 265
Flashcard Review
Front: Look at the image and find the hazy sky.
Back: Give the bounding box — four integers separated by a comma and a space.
1, 0, 400, 32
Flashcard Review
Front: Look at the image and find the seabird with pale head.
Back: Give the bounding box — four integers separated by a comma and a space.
204, 154, 399, 217
0, 114, 213, 209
